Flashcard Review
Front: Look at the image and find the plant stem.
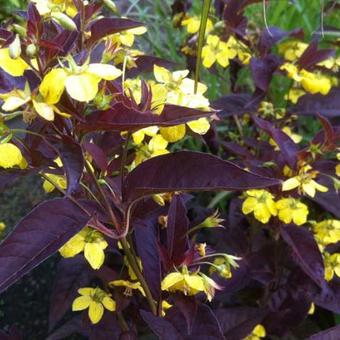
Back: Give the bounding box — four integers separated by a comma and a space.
117, 311, 129, 332
120, 237, 157, 315
84, 160, 120, 231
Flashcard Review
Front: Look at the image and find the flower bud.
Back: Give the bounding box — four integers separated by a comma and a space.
199, 210, 224, 228
9, 35, 22, 59
26, 44, 37, 58
51, 12, 77, 31
103, 0, 118, 13
12, 24, 27, 37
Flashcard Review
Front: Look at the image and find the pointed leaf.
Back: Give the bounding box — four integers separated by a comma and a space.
123, 151, 281, 203
167, 195, 189, 265
280, 225, 325, 288
49, 257, 92, 330
88, 18, 143, 44
0, 198, 98, 293
79, 103, 212, 133
309, 325, 340, 340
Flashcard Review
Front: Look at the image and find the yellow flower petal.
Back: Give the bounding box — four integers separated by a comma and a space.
72, 296, 91, 311
187, 118, 210, 135
0, 143, 23, 169
282, 177, 300, 191
39, 68, 67, 104
161, 272, 183, 291
102, 296, 116, 311
78, 287, 94, 296
65, 73, 100, 102
242, 197, 257, 215
59, 233, 85, 258
0, 48, 29, 76
87, 63, 122, 81
2, 96, 30, 111
160, 125, 186, 143
84, 242, 106, 270
32, 100, 55, 121
184, 274, 205, 291
153, 65, 171, 83
88, 301, 104, 324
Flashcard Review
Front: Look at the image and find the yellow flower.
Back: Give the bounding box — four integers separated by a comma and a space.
269, 127, 302, 150
72, 287, 116, 324
32, 0, 78, 17
242, 189, 277, 224
0, 48, 29, 77
0, 222, 6, 232
40, 60, 122, 103
110, 26, 147, 47
161, 266, 219, 300
278, 40, 308, 61
280, 63, 302, 81
202, 35, 237, 68
299, 70, 332, 95
0, 82, 69, 121
161, 300, 173, 316
282, 165, 328, 198
244, 324, 266, 340
323, 252, 340, 281
336, 164, 340, 177
0, 143, 26, 169
313, 220, 340, 246
181, 16, 213, 34
209, 257, 233, 279
59, 227, 108, 270
159, 125, 186, 143
308, 303, 315, 315
285, 87, 305, 104
109, 280, 146, 296
276, 197, 309, 226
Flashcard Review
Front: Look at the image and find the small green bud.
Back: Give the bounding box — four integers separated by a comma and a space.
12, 24, 27, 37
199, 210, 224, 228
26, 44, 37, 58
51, 12, 77, 31
9, 35, 21, 59
103, 0, 118, 13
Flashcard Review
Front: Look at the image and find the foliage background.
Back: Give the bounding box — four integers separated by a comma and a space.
0, 0, 340, 338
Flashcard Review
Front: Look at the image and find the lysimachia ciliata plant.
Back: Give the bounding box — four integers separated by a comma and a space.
0, 0, 339, 339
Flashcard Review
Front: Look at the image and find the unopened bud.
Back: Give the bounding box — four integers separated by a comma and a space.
51, 12, 77, 31
199, 210, 224, 228
9, 35, 22, 59
26, 44, 37, 58
12, 24, 27, 37
103, 0, 118, 13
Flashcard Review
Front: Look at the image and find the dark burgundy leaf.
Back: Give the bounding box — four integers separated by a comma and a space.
47, 317, 85, 340
312, 176, 340, 218
312, 282, 340, 314
216, 307, 267, 339
127, 55, 175, 77
281, 225, 325, 288
291, 88, 340, 117
79, 103, 212, 133
167, 195, 189, 265
0, 198, 98, 293
250, 55, 280, 92
309, 325, 340, 340
253, 116, 299, 168
88, 18, 143, 44
49, 257, 92, 330
134, 216, 161, 300
83, 142, 108, 172
173, 295, 198, 335
140, 310, 184, 340
213, 93, 257, 117
123, 151, 281, 203
27, 2, 42, 39
49, 136, 84, 195
298, 40, 335, 70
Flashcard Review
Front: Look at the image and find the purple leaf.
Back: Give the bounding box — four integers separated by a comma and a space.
250, 55, 280, 92
280, 225, 325, 288
291, 88, 340, 117
49, 257, 92, 330
83, 141, 108, 172
79, 103, 212, 133
140, 310, 184, 340
88, 18, 143, 44
309, 325, 340, 340
213, 93, 257, 117
49, 136, 84, 195
123, 151, 281, 203
134, 216, 161, 300
253, 116, 299, 168
298, 40, 335, 70
167, 195, 189, 265
0, 198, 98, 293
216, 307, 267, 339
